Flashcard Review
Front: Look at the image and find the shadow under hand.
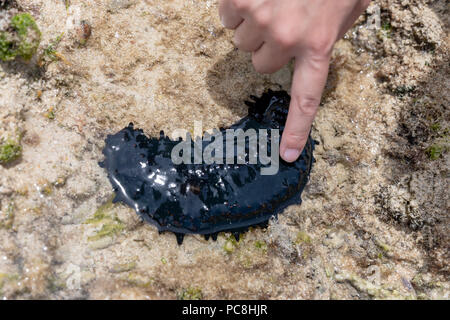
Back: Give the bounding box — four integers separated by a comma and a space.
206, 48, 290, 116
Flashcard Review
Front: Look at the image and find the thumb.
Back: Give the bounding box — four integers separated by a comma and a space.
280, 54, 330, 162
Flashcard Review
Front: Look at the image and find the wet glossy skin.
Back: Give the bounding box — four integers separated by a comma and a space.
100, 90, 314, 244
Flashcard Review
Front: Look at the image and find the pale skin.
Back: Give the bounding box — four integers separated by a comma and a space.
219, 0, 371, 162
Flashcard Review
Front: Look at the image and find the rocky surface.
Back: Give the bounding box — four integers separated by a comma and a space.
0, 0, 448, 299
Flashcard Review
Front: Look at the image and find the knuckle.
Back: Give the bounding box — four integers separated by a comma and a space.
283, 130, 308, 146
272, 25, 297, 48
308, 35, 334, 56
253, 7, 271, 28
294, 96, 319, 117
231, 0, 250, 12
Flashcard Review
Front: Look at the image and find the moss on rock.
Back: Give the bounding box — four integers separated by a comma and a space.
0, 138, 22, 164
0, 12, 41, 61
85, 197, 125, 241
427, 144, 444, 160
0, 33, 16, 61
178, 287, 203, 300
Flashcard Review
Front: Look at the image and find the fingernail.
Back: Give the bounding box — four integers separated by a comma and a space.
283, 148, 301, 162
220, 15, 226, 27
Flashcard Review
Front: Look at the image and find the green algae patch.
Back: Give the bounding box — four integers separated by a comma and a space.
324, 265, 334, 278
254, 240, 268, 254
0, 13, 41, 61
295, 231, 312, 244
236, 240, 269, 269
44, 107, 56, 120
223, 239, 236, 254
0, 138, 22, 164
0, 33, 16, 61
36, 179, 53, 196
378, 21, 392, 39
430, 123, 441, 132
0, 273, 6, 290
42, 33, 64, 63
85, 198, 114, 224
111, 261, 137, 273
0, 273, 19, 292
88, 221, 124, 241
46, 275, 67, 293
374, 239, 394, 259
125, 273, 153, 288
335, 272, 415, 299
427, 144, 444, 160
223, 233, 243, 254
85, 196, 125, 241
0, 202, 15, 230
178, 287, 203, 300
10, 13, 41, 60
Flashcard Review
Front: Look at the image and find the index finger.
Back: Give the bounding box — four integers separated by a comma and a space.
280, 54, 330, 162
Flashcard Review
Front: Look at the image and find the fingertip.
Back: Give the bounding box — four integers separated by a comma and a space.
281, 148, 301, 163
280, 130, 307, 162
278, 55, 328, 163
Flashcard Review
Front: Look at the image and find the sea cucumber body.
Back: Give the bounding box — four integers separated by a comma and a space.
100, 91, 314, 243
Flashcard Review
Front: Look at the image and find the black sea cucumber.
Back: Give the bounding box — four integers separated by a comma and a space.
99, 90, 315, 244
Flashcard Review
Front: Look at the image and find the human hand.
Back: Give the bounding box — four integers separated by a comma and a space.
219, 0, 371, 162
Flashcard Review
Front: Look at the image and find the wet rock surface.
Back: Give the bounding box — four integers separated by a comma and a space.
0, 0, 448, 299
